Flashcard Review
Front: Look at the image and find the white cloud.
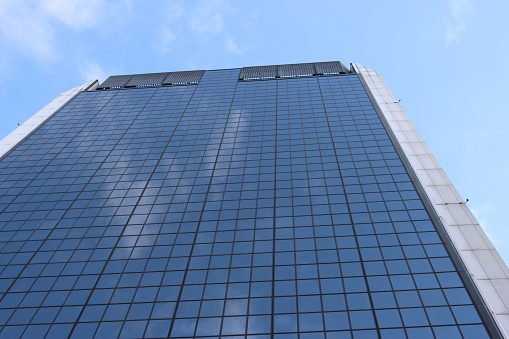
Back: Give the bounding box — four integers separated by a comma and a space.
155, 1, 185, 54
159, 28, 177, 54
39, 0, 105, 30
0, 1, 56, 61
154, 0, 257, 65
156, 0, 235, 54
78, 59, 107, 83
445, 0, 473, 45
0, 0, 126, 62
190, 0, 232, 35
165, 0, 185, 21
225, 35, 248, 55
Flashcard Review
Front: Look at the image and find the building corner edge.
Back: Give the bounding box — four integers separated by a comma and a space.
0, 80, 99, 161
352, 63, 509, 337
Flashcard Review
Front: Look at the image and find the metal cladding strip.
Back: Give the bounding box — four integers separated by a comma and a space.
0, 80, 99, 161
353, 63, 509, 337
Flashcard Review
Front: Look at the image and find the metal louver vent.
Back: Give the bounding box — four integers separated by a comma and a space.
238, 61, 351, 81
164, 70, 204, 84
97, 62, 350, 90
125, 73, 169, 87
278, 63, 315, 78
97, 70, 204, 90
315, 61, 347, 75
98, 75, 134, 89
239, 65, 277, 80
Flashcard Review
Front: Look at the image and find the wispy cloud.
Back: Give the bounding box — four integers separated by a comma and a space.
0, 1, 57, 61
155, 1, 184, 54
0, 0, 127, 62
157, 0, 239, 56
78, 58, 108, 83
159, 28, 177, 54
445, 0, 473, 45
40, 0, 105, 30
225, 35, 249, 55
166, 0, 185, 21
190, 0, 232, 36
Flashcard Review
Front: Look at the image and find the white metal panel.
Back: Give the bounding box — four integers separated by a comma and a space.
0, 80, 98, 160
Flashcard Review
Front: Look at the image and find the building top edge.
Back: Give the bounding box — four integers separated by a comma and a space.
103, 61, 352, 78
97, 61, 355, 89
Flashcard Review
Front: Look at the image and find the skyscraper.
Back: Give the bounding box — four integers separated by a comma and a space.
0, 62, 508, 338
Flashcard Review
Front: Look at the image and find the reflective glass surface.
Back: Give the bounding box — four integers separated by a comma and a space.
0, 69, 497, 338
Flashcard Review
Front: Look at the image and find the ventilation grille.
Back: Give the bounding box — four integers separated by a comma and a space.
125, 73, 168, 87
98, 70, 204, 90
97, 62, 351, 89
98, 75, 134, 89
164, 70, 204, 85
315, 61, 348, 75
239, 65, 278, 80
279, 63, 315, 78
239, 61, 351, 81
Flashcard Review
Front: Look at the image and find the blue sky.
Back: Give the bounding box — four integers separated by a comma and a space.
1, 0, 508, 262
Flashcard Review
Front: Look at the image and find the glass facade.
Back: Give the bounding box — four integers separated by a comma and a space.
0, 65, 501, 338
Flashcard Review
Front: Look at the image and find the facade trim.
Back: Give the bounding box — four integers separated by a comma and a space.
353, 63, 509, 337
0, 80, 98, 161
